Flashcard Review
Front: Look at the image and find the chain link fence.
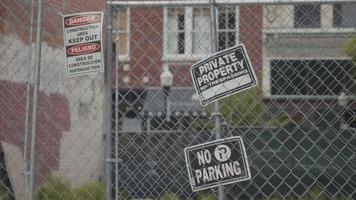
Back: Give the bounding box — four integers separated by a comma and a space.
0, 0, 356, 200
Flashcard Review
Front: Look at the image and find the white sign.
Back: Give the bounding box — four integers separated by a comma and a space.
184, 136, 251, 191
190, 44, 258, 106
62, 12, 104, 77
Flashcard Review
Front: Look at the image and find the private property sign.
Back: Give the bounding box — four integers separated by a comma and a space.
184, 136, 251, 191
62, 12, 104, 77
190, 44, 258, 106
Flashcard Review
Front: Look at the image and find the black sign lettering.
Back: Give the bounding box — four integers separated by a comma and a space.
190, 44, 258, 106
184, 136, 251, 191
63, 11, 104, 77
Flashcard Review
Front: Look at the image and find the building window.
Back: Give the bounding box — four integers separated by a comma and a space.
294, 4, 321, 28
333, 3, 356, 28
167, 8, 185, 54
192, 8, 211, 54
164, 7, 238, 58
113, 8, 130, 59
218, 7, 236, 51
270, 60, 354, 95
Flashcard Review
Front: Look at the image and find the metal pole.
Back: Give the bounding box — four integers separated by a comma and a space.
23, 1, 35, 199
28, 0, 44, 199
114, 32, 120, 200
105, 3, 113, 200
23, 81, 31, 197
208, 1, 224, 199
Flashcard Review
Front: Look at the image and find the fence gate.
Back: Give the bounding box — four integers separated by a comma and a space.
0, 0, 355, 200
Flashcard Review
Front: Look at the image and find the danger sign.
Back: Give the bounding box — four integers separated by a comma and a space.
190, 44, 258, 106
62, 12, 104, 77
184, 136, 251, 191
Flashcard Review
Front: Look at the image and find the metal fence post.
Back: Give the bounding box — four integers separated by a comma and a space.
23, 81, 31, 198
208, 0, 225, 199
23, 0, 35, 198
28, 0, 44, 199
114, 23, 120, 200
105, 3, 113, 200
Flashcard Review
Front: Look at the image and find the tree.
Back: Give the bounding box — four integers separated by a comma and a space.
218, 83, 290, 127
343, 36, 356, 63
343, 36, 356, 95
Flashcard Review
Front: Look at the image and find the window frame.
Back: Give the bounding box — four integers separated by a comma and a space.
263, 57, 353, 98
165, 7, 187, 55
333, 3, 356, 28
217, 7, 240, 51
263, 4, 356, 34
163, 6, 240, 62
192, 7, 211, 54
113, 8, 131, 62
294, 4, 321, 29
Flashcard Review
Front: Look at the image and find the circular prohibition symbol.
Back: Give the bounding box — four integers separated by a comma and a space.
214, 144, 231, 162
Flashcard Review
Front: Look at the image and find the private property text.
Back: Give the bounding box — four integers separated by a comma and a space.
196, 52, 247, 91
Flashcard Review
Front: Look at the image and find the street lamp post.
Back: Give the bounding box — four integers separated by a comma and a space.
338, 92, 348, 130
160, 65, 173, 119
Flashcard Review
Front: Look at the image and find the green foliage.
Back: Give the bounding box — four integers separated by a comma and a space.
342, 36, 356, 95
0, 183, 12, 200
343, 36, 356, 63
120, 190, 130, 200
220, 85, 263, 126
195, 191, 218, 200
36, 176, 75, 200
36, 176, 105, 200
270, 193, 283, 200
191, 117, 215, 130
259, 185, 351, 200
73, 181, 105, 200
301, 185, 329, 200
160, 191, 181, 200
219, 84, 291, 127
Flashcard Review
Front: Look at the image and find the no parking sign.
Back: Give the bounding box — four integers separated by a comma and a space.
184, 136, 251, 191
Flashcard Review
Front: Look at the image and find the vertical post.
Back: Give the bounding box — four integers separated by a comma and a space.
23, 81, 31, 197
105, 3, 113, 200
163, 86, 170, 116
147, 117, 151, 134
24, 1, 35, 198
236, 6, 240, 45
114, 30, 120, 200
28, 0, 44, 199
208, 0, 224, 199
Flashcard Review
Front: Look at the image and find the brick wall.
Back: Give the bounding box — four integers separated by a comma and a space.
0, 0, 106, 47
120, 5, 263, 88
240, 5, 263, 70
0, 0, 263, 185
0, 80, 70, 184
0, 0, 107, 185
129, 8, 163, 88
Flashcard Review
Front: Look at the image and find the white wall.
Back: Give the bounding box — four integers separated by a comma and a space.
0, 34, 105, 186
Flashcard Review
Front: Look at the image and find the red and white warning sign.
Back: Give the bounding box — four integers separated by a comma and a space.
62, 12, 104, 77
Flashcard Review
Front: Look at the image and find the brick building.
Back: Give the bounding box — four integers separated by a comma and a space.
113, 4, 262, 132
0, 0, 263, 196
0, 0, 107, 194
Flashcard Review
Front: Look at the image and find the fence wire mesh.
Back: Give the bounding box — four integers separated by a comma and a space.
0, 0, 356, 200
